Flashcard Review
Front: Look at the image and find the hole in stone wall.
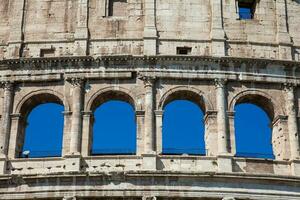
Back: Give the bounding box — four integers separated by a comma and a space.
40, 48, 55, 57
108, 0, 127, 17
176, 47, 192, 55
237, 0, 256, 20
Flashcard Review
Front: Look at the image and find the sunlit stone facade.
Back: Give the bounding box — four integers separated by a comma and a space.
0, 0, 300, 199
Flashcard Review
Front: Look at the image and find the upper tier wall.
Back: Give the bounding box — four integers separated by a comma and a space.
0, 0, 299, 61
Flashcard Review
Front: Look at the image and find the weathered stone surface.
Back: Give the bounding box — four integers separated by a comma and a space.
0, 0, 300, 200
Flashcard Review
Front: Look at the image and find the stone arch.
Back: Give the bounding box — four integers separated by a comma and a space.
86, 86, 137, 155
12, 89, 67, 158
158, 86, 213, 112
86, 86, 137, 112
228, 89, 282, 120
15, 89, 69, 117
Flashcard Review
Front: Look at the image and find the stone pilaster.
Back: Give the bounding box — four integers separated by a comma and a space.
210, 0, 226, 56
155, 110, 163, 155
227, 111, 236, 155
67, 78, 84, 156
284, 83, 300, 160
139, 75, 156, 154
272, 115, 289, 160
204, 110, 218, 156
81, 111, 93, 157
136, 110, 145, 156
144, 0, 157, 55
8, 114, 22, 159
215, 79, 229, 155
62, 111, 72, 157
8, 0, 26, 58
139, 75, 156, 170
0, 81, 14, 157
74, 0, 89, 56
0, 81, 13, 174
275, 0, 292, 60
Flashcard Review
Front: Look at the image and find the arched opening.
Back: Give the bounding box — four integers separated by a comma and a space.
20, 103, 64, 158
161, 90, 206, 155
15, 92, 66, 158
91, 100, 136, 155
234, 103, 274, 159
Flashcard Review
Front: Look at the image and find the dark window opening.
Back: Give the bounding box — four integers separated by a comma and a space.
108, 0, 127, 17
40, 48, 55, 57
237, 0, 256, 20
177, 47, 192, 55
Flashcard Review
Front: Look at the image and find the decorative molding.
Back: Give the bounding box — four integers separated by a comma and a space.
142, 196, 157, 200
272, 115, 288, 126
283, 82, 297, 92
136, 110, 145, 116
138, 73, 156, 87
66, 77, 85, 88
214, 78, 227, 88
0, 81, 13, 91
154, 110, 164, 116
1, 55, 299, 68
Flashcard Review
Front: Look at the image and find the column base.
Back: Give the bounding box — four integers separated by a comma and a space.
0, 156, 7, 175
142, 153, 157, 171
211, 39, 226, 57
143, 38, 157, 56
73, 39, 88, 56
64, 154, 82, 173
278, 44, 292, 60
217, 155, 233, 173
290, 159, 300, 176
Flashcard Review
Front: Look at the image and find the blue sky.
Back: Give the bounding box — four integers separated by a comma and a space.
22, 100, 273, 159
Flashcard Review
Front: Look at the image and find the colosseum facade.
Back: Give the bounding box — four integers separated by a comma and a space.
0, 0, 300, 199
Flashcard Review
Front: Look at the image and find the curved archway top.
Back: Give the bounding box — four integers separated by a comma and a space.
15, 89, 70, 117
229, 89, 283, 120
158, 86, 213, 112
85, 86, 137, 112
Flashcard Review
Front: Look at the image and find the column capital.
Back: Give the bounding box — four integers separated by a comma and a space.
138, 74, 156, 88
154, 110, 164, 116
0, 81, 14, 91
63, 196, 76, 200
82, 111, 93, 116
66, 77, 85, 88
214, 78, 227, 88
142, 196, 157, 200
62, 111, 72, 116
222, 197, 236, 200
136, 110, 145, 116
272, 114, 288, 126
10, 113, 21, 120
283, 82, 297, 92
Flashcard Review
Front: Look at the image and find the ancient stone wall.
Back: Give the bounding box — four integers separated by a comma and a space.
0, 0, 299, 60
0, 0, 300, 200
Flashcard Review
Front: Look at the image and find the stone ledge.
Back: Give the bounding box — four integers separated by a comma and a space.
1, 55, 299, 66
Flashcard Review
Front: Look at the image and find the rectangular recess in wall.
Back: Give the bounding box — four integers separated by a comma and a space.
237, 0, 256, 20
40, 48, 55, 58
108, 0, 127, 17
177, 47, 192, 55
